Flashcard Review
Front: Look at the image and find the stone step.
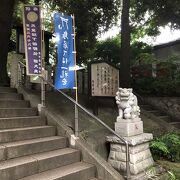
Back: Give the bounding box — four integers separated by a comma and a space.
0, 87, 17, 93
0, 136, 67, 160
31, 148, 81, 172
19, 162, 95, 180
169, 122, 180, 129
0, 93, 22, 100
0, 148, 81, 180
0, 116, 45, 129
0, 126, 56, 143
140, 105, 154, 111
158, 115, 172, 122
146, 110, 163, 116
0, 100, 30, 108
0, 108, 38, 118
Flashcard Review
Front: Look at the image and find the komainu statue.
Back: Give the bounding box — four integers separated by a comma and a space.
115, 88, 140, 119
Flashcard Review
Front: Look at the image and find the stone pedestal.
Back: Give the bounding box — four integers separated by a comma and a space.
107, 134, 154, 176
107, 88, 164, 179
115, 118, 143, 137
107, 117, 155, 179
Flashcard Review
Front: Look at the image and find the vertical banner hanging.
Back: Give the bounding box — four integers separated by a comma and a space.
23, 5, 42, 75
54, 13, 75, 89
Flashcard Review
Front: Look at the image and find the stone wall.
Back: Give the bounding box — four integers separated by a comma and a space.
144, 97, 180, 121
8, 52, 24, 88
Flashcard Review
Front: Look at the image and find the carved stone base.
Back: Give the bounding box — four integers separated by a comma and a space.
115, 118, 143, 137
106, 134, 154, 175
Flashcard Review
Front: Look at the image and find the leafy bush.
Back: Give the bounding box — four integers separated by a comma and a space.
132, 77, 180, 96
131, 55, 180, 96
150, 132, 180, 162
132, 77, 155, 94
150, 141, 169, 160
151, 78, 179, 96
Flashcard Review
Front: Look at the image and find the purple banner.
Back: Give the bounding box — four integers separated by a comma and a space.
23, 5, 42, 75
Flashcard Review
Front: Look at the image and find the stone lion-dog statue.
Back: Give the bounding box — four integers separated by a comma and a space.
115, 88, 140, 120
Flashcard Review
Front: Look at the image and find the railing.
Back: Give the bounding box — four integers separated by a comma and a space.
18, 61, 131, 179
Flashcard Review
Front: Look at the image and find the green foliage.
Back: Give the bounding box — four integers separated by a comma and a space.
150, 132, 180, 162
150, 141, 169, 159
94, 35, 152, 67
131, 48, 153, 66
161, 133, 180, 162
132, 77, 154, 94
167, 171, 176, 180
137, 0, 180, 29
152, 78, 180, 96
10, 29, 17, 42
130, 0, 180, 40
133, 77, 180, 96
13, 0, 32, 25
132, 55, 180, 96
133, 76, 180, 96
94, 36, 121, 65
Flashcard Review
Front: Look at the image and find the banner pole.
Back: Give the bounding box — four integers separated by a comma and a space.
40, 2, 45, 107
73, 14, 79, 137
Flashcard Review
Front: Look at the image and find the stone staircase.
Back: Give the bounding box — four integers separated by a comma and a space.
140, 103, 180, 129
0, 87, 101, 180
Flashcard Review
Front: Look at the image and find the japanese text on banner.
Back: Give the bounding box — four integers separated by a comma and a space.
23, 5, 42, 75
54, 13, 75, 89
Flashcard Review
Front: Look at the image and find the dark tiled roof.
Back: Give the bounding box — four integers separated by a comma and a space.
154, 39, 180, 50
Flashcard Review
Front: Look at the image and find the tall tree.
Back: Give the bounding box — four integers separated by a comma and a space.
119, 0, 180, 87
0, 0, 15, 86
120, 0, 131, 88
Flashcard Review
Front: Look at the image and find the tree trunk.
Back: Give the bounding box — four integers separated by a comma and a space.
0, 0, 15, 86
120, 0, 131, 88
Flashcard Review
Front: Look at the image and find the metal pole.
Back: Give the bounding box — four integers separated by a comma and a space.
75, 102, 79, 137
125, 143, 131, 179
72, 14, 79, 137
41, 78, 45, 106
40, 2, 45, 107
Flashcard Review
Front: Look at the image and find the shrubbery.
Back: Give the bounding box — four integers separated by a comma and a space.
131, 55, 180, 96
150, 132, 180, 162
133, 77, 180, 96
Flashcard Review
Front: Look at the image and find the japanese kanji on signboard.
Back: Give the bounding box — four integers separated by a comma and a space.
23, 5, 42, 75
91, 62, 119, 97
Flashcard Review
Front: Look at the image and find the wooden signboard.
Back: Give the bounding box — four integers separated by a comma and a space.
91, 62, 119, 97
